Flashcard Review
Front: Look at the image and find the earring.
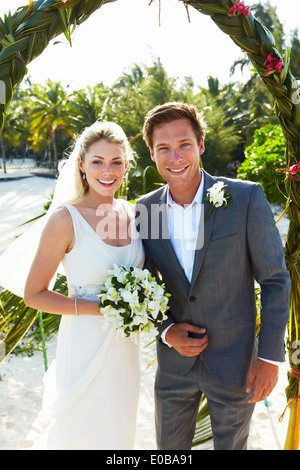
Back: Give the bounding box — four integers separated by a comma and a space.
82, 172, 86, 180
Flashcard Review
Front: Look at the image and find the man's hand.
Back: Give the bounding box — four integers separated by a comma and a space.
165, 323, 208, 357
246, 359, 279, 403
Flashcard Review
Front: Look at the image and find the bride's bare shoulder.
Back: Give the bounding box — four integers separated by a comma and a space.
49, 205, 72, 222
44, 206, 74, 235
34, 206, 75, 255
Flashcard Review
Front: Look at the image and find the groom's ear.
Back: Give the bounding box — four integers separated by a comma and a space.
199, 137, 205, 156
150, 149, 156, 162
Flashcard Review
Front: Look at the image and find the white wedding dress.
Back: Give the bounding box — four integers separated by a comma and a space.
39, 202, 145, 450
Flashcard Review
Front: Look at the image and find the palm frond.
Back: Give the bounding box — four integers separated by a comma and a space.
0, 274, 67, 363
0, 289, 39, 360
192, 396, 213, 447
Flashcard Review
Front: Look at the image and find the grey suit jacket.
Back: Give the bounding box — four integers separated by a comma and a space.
136, 171, 290, 388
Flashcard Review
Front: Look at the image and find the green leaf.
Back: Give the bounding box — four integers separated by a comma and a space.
241, 11, 256, 39
231, 36, 261, 55
280, 49, 291, 84
195, 3, 227, 16
0, 274, 67, 363
0, 37, 28, 63
192, 396, 213, 447
212, 15, 244, 36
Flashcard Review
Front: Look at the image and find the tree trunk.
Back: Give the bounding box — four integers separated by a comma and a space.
52, 129, 58, 171
48, 127, 52, 167
0, 134, 7, 173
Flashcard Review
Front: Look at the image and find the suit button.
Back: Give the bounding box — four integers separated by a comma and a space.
189, 296, 196, 302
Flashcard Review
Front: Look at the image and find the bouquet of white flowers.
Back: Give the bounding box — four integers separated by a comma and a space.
98, 264, 170, 340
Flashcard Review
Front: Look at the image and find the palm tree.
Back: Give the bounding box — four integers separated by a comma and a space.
29, 80, 77, 170
69, 84, 109, 131
0, 86, 32, 171
142, 58, 175, 106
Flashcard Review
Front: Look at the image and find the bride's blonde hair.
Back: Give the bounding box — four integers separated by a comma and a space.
59, 121, 135, 205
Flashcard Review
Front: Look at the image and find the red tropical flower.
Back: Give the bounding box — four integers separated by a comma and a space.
290, 161, 300, 174
228, 1, 250, 17
263, 53, 283, 75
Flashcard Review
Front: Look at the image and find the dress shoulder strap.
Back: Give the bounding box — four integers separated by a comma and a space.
63, 204, 78, 218
117, 198, 135, 217
62, 204, 83, 241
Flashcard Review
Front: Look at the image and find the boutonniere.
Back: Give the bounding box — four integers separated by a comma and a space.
204, 181, 232, 222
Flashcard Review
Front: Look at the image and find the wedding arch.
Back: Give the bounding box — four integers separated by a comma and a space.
0, 0, 299, 450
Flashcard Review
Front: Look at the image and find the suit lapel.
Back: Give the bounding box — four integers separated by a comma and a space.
158, 187, 191, 289
190, 171, 217, 288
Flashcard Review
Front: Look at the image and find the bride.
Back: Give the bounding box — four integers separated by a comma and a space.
0, 121, 145, 450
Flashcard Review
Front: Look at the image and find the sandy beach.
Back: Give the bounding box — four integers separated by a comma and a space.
0, 166, 291, 450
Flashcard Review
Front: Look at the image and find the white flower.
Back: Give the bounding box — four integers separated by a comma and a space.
205, 181, 232, 221
206, 181, 228, 207
132, 267, 149, 282
152, 284, 165, 298
108, 264, 124, 277
120, 288, 140, 308
117, 270, 129, 284
106, 286, 121, 302
147, 299, 162, 319
141, 279, 153, 295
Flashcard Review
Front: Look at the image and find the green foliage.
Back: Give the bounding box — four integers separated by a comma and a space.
0, 274, 66, 363
237, 124, 286, 203
2, 57, 270, 179
192, 396, 212, 447
202, 94, 242, 175
13, 340, 41, 357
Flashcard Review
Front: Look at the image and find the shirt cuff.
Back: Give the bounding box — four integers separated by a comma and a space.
258, 357, 284, 366
161, 323, 174, 348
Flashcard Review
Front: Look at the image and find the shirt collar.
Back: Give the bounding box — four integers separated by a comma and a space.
167, 171, 205, 208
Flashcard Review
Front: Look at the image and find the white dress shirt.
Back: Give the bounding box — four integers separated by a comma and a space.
161, 173, 281, 366
161, 175, 204, 346
167, 174, 204, 283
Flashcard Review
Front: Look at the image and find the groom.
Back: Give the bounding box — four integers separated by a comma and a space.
135, 102, 290, 450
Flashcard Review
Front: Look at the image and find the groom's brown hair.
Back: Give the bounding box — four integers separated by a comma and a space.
143, 102, 206, 149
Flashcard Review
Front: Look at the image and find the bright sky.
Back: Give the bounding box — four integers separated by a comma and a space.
2, 0, 300, 90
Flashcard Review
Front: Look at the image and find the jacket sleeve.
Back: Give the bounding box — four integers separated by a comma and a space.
246, 183, 290, 362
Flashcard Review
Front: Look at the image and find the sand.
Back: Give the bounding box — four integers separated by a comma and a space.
0, 167, 291, 450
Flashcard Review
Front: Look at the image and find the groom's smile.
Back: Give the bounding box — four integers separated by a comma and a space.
167, 165, 189, 174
